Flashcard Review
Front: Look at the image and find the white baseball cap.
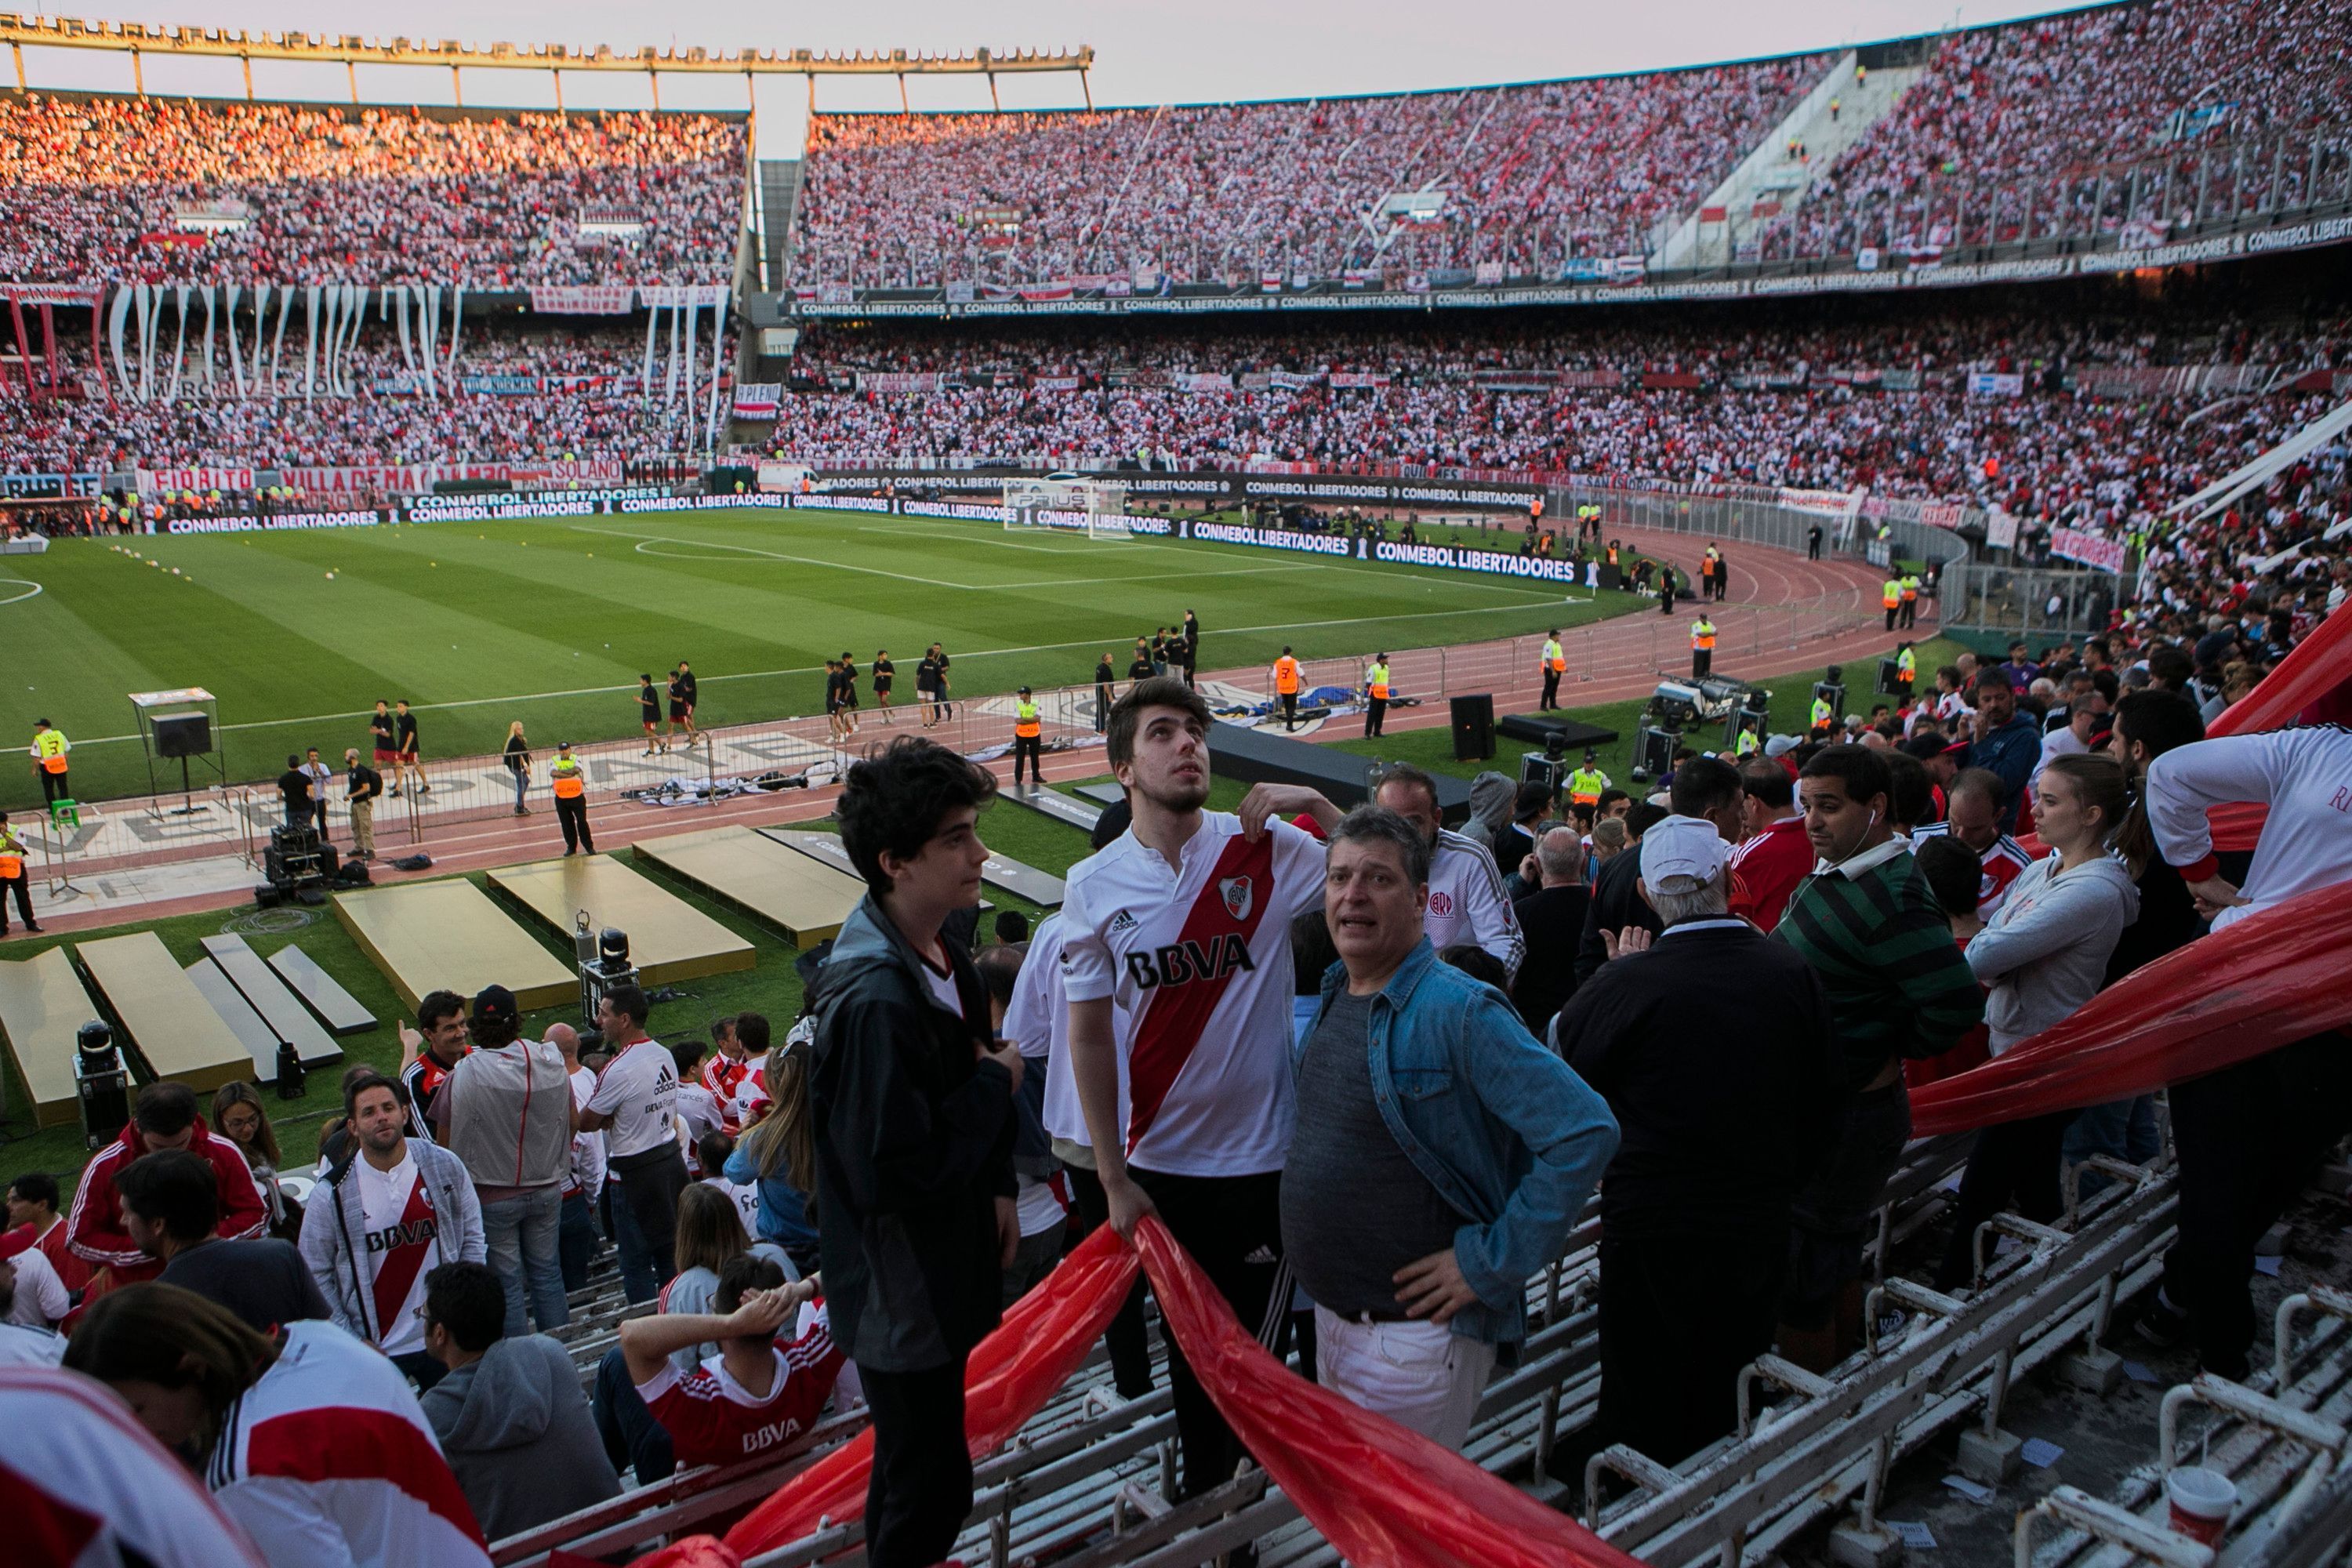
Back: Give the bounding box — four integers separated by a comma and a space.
1640, 815, 1730, 887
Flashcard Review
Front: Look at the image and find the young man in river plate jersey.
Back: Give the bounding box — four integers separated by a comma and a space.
1061, 676, 1339, 1508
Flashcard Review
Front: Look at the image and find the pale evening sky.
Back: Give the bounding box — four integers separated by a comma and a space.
13, 1, 2099, 156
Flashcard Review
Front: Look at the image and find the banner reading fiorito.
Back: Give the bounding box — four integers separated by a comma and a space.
528, 285, 637, 314
140, 466, 255, 494
2050, 525, 2128, 573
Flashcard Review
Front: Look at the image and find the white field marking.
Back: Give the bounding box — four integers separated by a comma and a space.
858, 524, 1072, 554
609, 531, 977, 590
0, 578, 43, 606
61, 598, 1585, 746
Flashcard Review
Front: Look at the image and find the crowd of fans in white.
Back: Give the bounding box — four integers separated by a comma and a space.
795, 0, 2352, 291
0, 95, 746, 288
796, 53, 1830, 289
1744, 0, 2352, 260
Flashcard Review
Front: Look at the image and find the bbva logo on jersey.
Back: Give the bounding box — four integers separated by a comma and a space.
1125, 934, 1258, 991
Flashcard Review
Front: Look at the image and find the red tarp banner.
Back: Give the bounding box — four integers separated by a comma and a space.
716, 1224, 1142, 1556
1907, 882, 2352, 1137
1133, 1218, 1646, 1568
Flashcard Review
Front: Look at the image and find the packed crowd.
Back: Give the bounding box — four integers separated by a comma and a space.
0, 321, 732, 472
10, 628, 2344, 1566
0, 95, 746, 288
796, 52, 1831, 288
1776, 0, 2352, 259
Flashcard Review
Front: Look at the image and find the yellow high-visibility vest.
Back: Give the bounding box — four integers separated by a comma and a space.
551, 759, 586, 799
1896, 648, 1917, 678
1367, 663, 1390, 700
1541, 639, 1564, 673
33, 728, 67, 772
1690, 619, 1717, 651
1567, 768, 1608, 805
1014, 701, 1042, 739
1882, 579, 1902, 608
1900, 575, 1921, 602
1811, 696, 1835, 730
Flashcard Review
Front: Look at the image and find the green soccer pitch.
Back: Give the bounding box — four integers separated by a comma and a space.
1, 506, 1649, 808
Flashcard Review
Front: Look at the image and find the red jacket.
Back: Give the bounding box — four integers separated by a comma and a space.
1729, 815, 1813, 934
67, 1116, 269, 1282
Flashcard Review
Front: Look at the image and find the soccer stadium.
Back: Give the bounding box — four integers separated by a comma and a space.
0, 3, 2349, 1565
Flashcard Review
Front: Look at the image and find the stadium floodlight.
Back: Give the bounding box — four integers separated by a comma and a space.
1004, 474, 1134, 539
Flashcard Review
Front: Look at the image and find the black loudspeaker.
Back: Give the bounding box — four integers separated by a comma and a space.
1632, 726, 1679, 781
1450, 694, 1496, 760
1596, 563, 1622, 591
1877, 658, 1904, 696
153, 710, 212, 757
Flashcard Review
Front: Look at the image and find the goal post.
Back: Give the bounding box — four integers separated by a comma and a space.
1003, 475, 1134, 539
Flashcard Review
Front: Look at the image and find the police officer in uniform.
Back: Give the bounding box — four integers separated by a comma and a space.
1272, 645, 1303, 731
1364, 653, 1392, 738
550, 742, 593, 855
1011, 685, 1044, 786
28, 719, 68, 806
1690, 613, 1718, 680
0, 811, 38, 932
1539, 630, 1566, 712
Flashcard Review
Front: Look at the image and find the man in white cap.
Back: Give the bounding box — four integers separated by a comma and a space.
1556, 814, 1838, 1465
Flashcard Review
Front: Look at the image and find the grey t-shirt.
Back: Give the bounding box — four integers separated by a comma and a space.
1280, 987, 1467, 1317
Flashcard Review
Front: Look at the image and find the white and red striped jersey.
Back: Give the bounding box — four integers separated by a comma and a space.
1910, 820, 2034, 913
205, 1319, 488, 1567
1421, 828, 1525, 980
2149, 726, 2352, 932
703, 1051, 753, 1105
633, 1304, 845, 1468
354, 1152, 451, 1359
1059, 813, 1326, 1177
3, 1366, 269, 1568
729, 1052, 772, 1126
567, 1065, 606, 1203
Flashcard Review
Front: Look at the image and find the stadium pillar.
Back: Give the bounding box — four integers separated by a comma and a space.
554, 69, 563, 114
9, 42, 20, 93
241, 53, 252, 100
130, 47, 142, 96
649, 71, 661, 110
347, 60, 358, 103
452, 66, 463, 108
1081, 67, 1093, 110
989, 71, 1000, 111
898, 72, 908, 112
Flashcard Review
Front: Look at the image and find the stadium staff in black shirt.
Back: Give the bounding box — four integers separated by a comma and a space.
927, 643, 953, 720
677, 660, 699, 734
916, 649, 943, 728
343, 749, 383, 862
275, 755, 314, 830
638, 674, 667, 756
1093, 653, 1116, 733
873, 649, 896, 724
370, 699, 398, 778
391, 699, 425, 797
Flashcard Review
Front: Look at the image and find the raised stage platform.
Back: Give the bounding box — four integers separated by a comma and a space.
77, 931, 253, 1094
488, 855, 756, 985
332, 879, 576, 1015
632, 826, 866, 949
1208, 718, 1474, 823
760, 827, 1066, 909
0, 946, 99, 1128
1494, 713, 1621, 751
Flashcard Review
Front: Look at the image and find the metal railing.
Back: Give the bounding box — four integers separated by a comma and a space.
1941, 560, 2122, 640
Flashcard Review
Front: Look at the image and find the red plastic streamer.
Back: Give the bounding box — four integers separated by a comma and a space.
1134, 1218, 1646, 1568
1909, 882, 2352, 1137
717, 1223, 1141, 1555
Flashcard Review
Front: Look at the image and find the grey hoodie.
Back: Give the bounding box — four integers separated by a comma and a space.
1465, 770, 1515, 853
1965, 851, 2141, 1054
419, 1334, 619, 1541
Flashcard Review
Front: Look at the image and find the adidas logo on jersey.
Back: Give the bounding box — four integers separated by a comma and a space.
1110, 909, 1139, 933
1125, 934, 1258, 991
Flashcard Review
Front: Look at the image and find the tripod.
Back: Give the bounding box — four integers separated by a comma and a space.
170, 753, 209, 817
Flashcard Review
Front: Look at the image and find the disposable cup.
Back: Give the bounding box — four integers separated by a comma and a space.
2165, 1466, 2234, 1545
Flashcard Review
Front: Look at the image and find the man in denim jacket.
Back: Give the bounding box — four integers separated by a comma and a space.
1281, 804, 1618, 1450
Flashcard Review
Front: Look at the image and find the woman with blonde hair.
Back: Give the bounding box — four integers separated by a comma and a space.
725, 1033, 821, 1276
502, 720, 532, 815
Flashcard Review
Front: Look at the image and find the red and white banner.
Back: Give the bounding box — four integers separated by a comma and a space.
3, 282, 100, 307
1178, 372, 1235, 392
2049, 525, 2127, 572
279, 462, 517, 494
855, 372, 941, 394
639, 284, 731, 309
732, 383, 781, 417
1777, 486, 1863, 520
140, 466, 255, 494
528, 285, 637, 314
1029, 374, 1083, 391
1328, 371, 1390, 387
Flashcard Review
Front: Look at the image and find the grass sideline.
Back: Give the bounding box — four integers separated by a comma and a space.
2, 505, 1653, 810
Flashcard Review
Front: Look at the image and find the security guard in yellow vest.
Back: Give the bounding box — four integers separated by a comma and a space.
1810, 693, 1836, 736
0, 811, 36, 933
1539, 630, 1566, 711
1882, 578, 1903, 632
550, 742, 594, 856
1734, 728, 1760, 757
1011, 685, 1044, 786
1690, 614, 1718, 680
1898, 572, 1922, 629
1363, 655, 1392, 739
29, 719, 68, 807
1894, 642, 1917, 702
1566, 753, 1610, 813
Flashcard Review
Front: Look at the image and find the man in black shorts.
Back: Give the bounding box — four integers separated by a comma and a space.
837, 653, 861, 739
670, 662, 699, 742
824, 659, 849, 743
872, 649, 896, 725
638, 674, 667, 756
1093, 652, 1116, 733
916, 649, 942, 728
369, 699, 398, 779
927, 643, 953, 720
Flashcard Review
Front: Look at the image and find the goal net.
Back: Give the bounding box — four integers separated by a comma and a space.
1004, 476, 1134, 539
